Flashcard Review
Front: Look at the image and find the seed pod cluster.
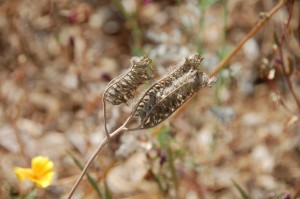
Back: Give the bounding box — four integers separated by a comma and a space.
132, 54, 203, 118
104, 56, 154, 105
130, 54, 217, 129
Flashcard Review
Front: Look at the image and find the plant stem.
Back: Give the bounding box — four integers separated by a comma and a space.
268, 80, 295, 115
167, 146, 178, 192
103, 99, 110, 138
68, 152, 104, 199
173, 0, 287, 119
276, 0, 300, 110
67, 1, 289, 197
209, 0, 288, 77
67, 117, 131, 199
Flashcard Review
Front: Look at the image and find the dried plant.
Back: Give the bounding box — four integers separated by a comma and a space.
68, 53, 217, 198
129, 54, 217, 129
102, 56, 154, 136
103, 56, 154, 105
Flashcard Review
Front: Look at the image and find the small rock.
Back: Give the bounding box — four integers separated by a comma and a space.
197, 127, 213, 153
89, 8, 110, 29
107, 152, 152, 194
257, 175, 276, 189
122, 0, 137, 14
62, 73, 78, 90
102, 20, 121, 34
251, 145, 274, 172
17, 119, 43, 137
242, 112, 265, 126
210, 106, 235, 123
243, 38, 259, 61
38, 132, 70, 157
29, 92, 61, 118
0, 125, 20, 153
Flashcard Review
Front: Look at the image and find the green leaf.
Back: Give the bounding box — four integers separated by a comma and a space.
167, 146, 178, 191
232, 179, 250, 199
151, 171, 165, 193
104, 181, 112, 199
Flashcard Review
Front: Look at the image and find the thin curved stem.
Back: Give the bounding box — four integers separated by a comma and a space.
103, 97, 110, 138
102, 72, 127, 138
67, 117, 131, 199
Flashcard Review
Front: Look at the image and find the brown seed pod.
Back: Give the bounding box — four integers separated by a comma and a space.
130, 54, 217, 129
103, 56, 154, 137
103, 56, 154, 105
131, 54, 204, 118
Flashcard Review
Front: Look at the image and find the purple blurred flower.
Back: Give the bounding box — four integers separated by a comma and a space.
158, 150, 167, 165
283, 193, 291, 199
101, 72, 112, 82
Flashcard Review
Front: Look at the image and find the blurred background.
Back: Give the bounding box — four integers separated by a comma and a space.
0, 0, 300, 198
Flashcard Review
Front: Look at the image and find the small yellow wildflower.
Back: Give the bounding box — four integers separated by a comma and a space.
14, 156, 54, 188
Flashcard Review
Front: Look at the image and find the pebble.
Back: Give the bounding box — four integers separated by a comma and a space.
251, 145, 274, 172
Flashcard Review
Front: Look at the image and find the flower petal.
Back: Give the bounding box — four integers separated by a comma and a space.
34, 171, 54, 188
14, 156, 54, 188
32, 156, 54, 177
13, 167, 33, 181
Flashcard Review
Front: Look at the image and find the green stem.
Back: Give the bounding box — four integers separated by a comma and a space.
167, 146, 178, 192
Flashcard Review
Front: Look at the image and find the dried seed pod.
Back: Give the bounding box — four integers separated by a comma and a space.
130, 54, 217, 129
103, 56, 154, 137
104, 56, 154, 105
131, 54, 204, 118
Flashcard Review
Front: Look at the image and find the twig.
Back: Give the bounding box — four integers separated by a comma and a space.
276, 0, 300, 110
174, 0, 288, 118
103, 98, 110, 139
268, 80, 295, 115
209, 0, 288, 77
67, 117, 131, 199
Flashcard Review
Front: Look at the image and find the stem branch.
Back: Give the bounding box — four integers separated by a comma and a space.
174, 0, 287, 119
277, 0, 300, 110
67, 117, 131, 199
209, 0, 287, 77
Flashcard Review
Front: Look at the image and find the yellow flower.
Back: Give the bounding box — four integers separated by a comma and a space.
14, 156, 54, 188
